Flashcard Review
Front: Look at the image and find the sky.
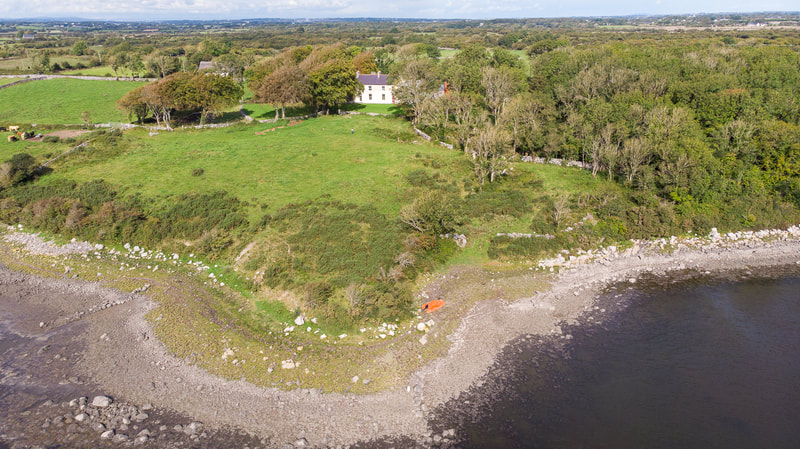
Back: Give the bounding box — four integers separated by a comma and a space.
1, 0, 797, 21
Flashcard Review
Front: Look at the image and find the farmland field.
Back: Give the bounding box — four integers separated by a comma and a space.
0, 78, 146, 124
41, 114, 465, 220
0, 77, 22, 86
59, 65, 117, 77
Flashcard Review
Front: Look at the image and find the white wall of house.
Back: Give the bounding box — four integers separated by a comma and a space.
355, 83, 394, 104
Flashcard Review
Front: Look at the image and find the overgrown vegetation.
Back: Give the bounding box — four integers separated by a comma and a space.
2, 19, 800, 330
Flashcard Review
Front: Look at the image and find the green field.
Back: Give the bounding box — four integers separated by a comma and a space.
59, 65, 116, 77
0, 78, 146, 124
0, 57, 32, 71
0, 78, 22, 86
242, 102, 403, 120
43, 114, 462, 220
0, 136, 71, 162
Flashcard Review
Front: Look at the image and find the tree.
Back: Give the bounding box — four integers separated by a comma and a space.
394, 58, 438, 124
117, 86, 149, 123
552, 194, 571, 229
373, 48, 394, 73
469, 124, 512, 188
187, 74, 244, 124
444, 44, 490, 94
146, 53, 180, 79
585, 123, 618, 177
399, 190, 459, 235
622, 137, 651, 185
0, 153, 37, 189
309, 59, 362, 113
111, 52, 128, 78
481, 66, 520, 124
419, 96, 451, 140
491, 47, 521, 69
125, 53, 145, 78
71, 40, 88, 56
216, 50, 255, 86
501, 93, 550, 153
448, 91, 482, 153
255, 64, 310, 119
353, 51, 378, 74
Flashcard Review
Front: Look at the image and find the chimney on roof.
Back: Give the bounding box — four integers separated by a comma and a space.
356, 70, 360, 76
377, 71, 381, 76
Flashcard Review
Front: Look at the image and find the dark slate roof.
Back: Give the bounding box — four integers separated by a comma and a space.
357, 72, 390, 86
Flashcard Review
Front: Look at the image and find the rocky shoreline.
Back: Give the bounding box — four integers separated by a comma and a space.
1, 226, 799, 448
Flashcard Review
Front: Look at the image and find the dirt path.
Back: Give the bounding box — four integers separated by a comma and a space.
1, 228, 799, 448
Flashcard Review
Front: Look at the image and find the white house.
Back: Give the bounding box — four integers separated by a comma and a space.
355, 72, 394, 104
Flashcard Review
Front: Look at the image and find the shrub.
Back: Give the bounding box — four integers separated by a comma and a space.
191, 168, 204, 176
0, 153, 38, 188
42, 135, 60, 143
399, 190, 461, 235
465, 189, 532, 219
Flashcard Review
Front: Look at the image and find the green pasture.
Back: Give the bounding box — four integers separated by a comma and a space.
0, 77, 22, 86
240, 103, 315, 120
0, 136, 69, 162
241, 102, 403, 120
0, 78, 146, 124
44, 114, 464, 221
0, 57, 31, 71
59, 65, 116, 77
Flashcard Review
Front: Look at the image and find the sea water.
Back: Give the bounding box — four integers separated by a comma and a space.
444, 271, 800, 448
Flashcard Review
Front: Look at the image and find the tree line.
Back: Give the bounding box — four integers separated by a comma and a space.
394, 37, 800, 233
117, 72, 242, 127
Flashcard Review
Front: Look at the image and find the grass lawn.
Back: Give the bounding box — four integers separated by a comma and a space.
240, 103, 315, 120
0, 77, 23, 86
242, 102, 404, 120
0, 78, 146, 124
44, 114, 465, 221
342, 103, 405, 115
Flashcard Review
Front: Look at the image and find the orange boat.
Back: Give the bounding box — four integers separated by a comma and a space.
421, 299, 445, 313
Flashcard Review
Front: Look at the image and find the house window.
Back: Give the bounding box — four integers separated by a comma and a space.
382, 85, 385, 91
382, 94, 386, 100
369, 94, 372, 100
368, 85, 372, 91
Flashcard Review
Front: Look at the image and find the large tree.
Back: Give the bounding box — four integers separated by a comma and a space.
254, 64, 310, 119
309, 59, 362, 113
469, 124, 513, 188
117, 72, 242, 127
394, 58, 439, 124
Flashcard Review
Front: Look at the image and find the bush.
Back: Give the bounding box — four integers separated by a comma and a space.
155, 191, 247, 240
465, 189, 532, 219
0, 153, 38, 188
191, 168, 204, 176
42, 135, 60, 143
399, 190, 461, 235
265, 200, 405, 288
